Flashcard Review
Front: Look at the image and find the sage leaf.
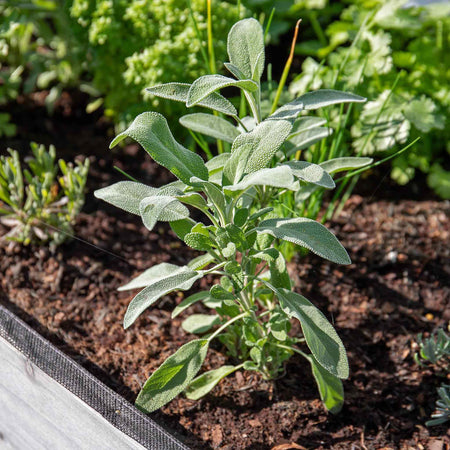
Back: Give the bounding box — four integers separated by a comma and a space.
135, 339, 209, 413
110, 112, 208, 185
184, 232, 213, 251
172, 291, 210, 318
179, 113, 240, 143
308, 354, 344, 414
182, 314, 220, 334
139, 196, 189, 231
224, 62, 246, 80
185, 365, 238, 400
122, 266, 203, 328
230, 119, 293, 175
320, 157, 373, 174
227, 18, 265, 82
283, 161, 335, 188
286, 127, 333, 155
94, 181, 180, 215
296, 89, 366, 110
187, 75, 258, 107
290, 116, 327, 137
224, 166, 295, 193
277, 289, 349, 379
256, 217, 351, 265
187, 253, 215, 270
145, 82, 237, 116
270, 89, 366, 121
169, 218, 195, 240
176, 192, 208, 210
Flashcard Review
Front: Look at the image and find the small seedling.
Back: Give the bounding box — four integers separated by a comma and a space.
0, 143, 89, 246
415, 327, 450, 427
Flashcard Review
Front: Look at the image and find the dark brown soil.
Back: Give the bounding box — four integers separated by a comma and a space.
1, 92, 449, 449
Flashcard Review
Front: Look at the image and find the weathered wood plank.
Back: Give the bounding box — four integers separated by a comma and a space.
0, 335, 145, 450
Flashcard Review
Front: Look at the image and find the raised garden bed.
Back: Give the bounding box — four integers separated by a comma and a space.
1, 93, 449, 449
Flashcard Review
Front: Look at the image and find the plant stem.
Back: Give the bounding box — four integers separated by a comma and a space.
270, 19, 302, 115
208, 311, 250, 341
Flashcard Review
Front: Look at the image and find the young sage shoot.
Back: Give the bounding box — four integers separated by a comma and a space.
95, 18, 371, 414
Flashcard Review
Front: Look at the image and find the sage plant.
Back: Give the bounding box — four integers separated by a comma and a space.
96, 18, 370, 414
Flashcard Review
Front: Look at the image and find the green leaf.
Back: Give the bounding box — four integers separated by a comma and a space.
271, 89, 366, 121
210, 284, 235, 301
224, 166, 295, 193
222, 143, 254, 185
298, 89, 366, 110
182, 314, 220, 334
286, 128, 333, 155
184, 232, 213, 251
94, 181, 180, 215
187, 253, 215, 270
228, 119, 293, 176
172, 291, 210, 318
308, 354, 345, 414
277, 289, 349, 379
403, 95, 445, 133
135, 339, 209, 413
190, 177, 226, 213
187, 75, 258, 107
110, 112, 208, 185
224, 62, 246, 80
139, 196, 189, 231
283, 161, 335, 188
185, 365, 238, 400
176, 192, 208, 210
256, 218, 351, 265
179, 113, 240, 143
170, 218, 195, 240
290, 116, 327, 137
121, 265, 203, 328
227, 18, 265, 82
320, 157, 373, 174
145, 82, 237, 116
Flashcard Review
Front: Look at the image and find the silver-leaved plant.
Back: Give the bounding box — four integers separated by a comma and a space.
95, 18, 372, 414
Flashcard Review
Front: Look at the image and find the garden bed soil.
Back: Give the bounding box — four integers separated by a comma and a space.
1, 92, 449, 449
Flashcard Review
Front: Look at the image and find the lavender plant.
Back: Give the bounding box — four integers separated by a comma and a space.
95, 18, 370, 414
0, 143, 89, 246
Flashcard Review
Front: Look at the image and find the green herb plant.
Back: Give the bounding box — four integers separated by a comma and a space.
95, 18, 373, 414
291, 0, 449, 199
415, 327, 450, 427
0, 143, 89, 246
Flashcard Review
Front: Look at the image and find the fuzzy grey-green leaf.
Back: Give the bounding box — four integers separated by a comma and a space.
290, 116, 327, 137
256, 217, 351, 265
308, 354, 344, 414
224, 166, 295, 193
136, 339, 209, 413
182, 314, 220, 334
122, 266, 203, 328
283, 161, 335, 188
231, 119, 293, 174
187, 75, 258, 107
179, 113, 240, 143
296, 89, 366, 110
185, 365, 238, 400
286, 128, 333, 156
139, 196, 189, 231
94, 181, 180, 215
227, 18, 265, 82
277, 289, 349, 379
145, 82, 237, 116
110, 112, 208, 185
320, 157, 373, 174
